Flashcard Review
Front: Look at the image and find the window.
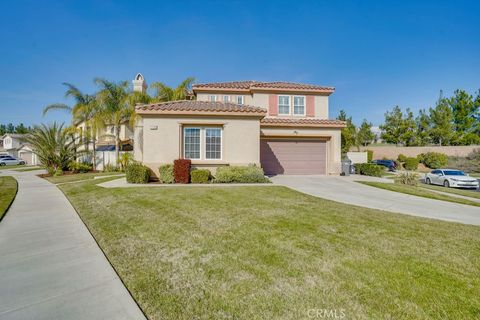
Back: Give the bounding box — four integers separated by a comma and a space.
293, 96, 305, 115
210, 95, 217, 102
184, 128, 201, 159
223, 95, 230, 103
278, 96, 290, 115
205, 128, 222, 159
183, 127, 222, 160
236, 96, 244, 105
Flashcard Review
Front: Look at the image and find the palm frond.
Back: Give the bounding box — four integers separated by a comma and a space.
42, 103, 72, 116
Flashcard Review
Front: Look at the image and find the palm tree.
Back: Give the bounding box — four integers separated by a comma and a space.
43, 83, 101, 166
150, 77, 195, 102
95, 79, 150, 165
24, 123, 76, 173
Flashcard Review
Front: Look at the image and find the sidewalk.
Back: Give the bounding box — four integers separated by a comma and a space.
0, 170, 146, 320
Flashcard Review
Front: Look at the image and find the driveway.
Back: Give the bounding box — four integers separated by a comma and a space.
0, 170, 145, 320
271, 175, 480, 226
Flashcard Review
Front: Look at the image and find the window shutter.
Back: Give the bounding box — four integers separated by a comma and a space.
268, 94, 278, 116
306, 96, 315, 117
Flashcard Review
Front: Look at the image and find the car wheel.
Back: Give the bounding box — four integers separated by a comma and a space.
0, 163, 5, 166
19, 161, 25, 165
443, 180, 450, 188
426, 178, 431, 185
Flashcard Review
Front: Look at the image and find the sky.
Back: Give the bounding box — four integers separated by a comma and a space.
0, 0, 479, 126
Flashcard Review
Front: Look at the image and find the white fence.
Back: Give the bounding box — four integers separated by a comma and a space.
79, 151, 132, 171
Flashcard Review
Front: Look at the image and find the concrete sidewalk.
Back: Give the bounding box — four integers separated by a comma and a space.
271, 175, 480, 226
0, 170, 146, 320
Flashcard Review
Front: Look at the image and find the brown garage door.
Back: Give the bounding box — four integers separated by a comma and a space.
260, 139, 326, 175
19, 152, 32, 165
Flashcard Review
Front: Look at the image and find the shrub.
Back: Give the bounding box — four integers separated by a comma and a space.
214, 166, 270, 183
53, 168, 63, 177
397, 154, 407, 163
68, 161, 93, 173
158, 164, 174, 184
191, 169, 211, 184
395, 172, 419, 186
366, 150, 374, 162
354, 163, 385, 177
103, 164, 119, 172
174, 159, 191, 183
118, 153, 133, 172
417, 152, 448, 169
403, 157, 419, 170
126, 163, 150, 184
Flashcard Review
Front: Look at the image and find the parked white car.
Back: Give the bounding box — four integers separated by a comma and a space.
425, 169, 479, 189
0, 156, 26, 166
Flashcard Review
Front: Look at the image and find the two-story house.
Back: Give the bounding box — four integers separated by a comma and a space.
0, 133, 40, 165
134, 80, 345, 176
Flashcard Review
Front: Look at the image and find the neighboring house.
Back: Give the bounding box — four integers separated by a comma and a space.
134, 78, 345, 176
0, 133, 40, 165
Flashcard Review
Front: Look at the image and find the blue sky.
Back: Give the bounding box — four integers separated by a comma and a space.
0, 0, 479, 126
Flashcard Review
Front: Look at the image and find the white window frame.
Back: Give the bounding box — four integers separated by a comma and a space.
293, 95, 306, 116
183, 127, 202, 160
223, 95, 230, 103
209, 95, 217, 102
278, 95, 290, 115
236, 95, 244, 105
183, 126, 223, 161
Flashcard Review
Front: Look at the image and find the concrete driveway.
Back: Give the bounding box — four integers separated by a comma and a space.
271, 175, 480, 226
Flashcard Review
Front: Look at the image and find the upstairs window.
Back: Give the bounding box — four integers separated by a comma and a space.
223, 95, 230, 103
236, 96, 244, 105
278, 96, 290, 115
209, 95, 217, 102
293, 96, 305, 115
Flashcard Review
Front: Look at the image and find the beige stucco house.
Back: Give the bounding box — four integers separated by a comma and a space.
134, 79, 345, 176
0, 133, 40, 165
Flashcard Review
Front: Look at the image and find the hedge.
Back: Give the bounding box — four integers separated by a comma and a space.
417, 152, 448, 169
397, 154, 407, 163
214, 166, 270, 183
158, 164, 174, 184
354, 163, 385, 177
174, 159, 191, 183
191, 169, 211, 184
403, 157, 419, 170
366, 150, 374, 162
126, 163, 150, 184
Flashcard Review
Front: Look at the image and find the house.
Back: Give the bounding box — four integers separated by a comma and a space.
133, 77, 345, 176
0, 133, 40, 165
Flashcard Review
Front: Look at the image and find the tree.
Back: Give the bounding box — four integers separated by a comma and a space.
448, 89, 480, 145
150, 77, 195, 102
24, 123, 76, 173
337, 110, 357, 153
15, 123, 30, 134
429, 98, 454, 146
401, 108, 417, 146
413, 109, 431, 146
6, 123, 15, 133
0, 124, 6, 136
356, 119, 375, 146
380, 106, 404, 145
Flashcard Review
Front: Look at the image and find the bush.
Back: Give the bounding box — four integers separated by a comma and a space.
395, 172, 419, 186
214, 166, 270, 183
397, 154, 407, 163
103, 164, 119, 172
53, 168, 63, 177
68, 161, 93, 173
174, 159, 191, 183
191, 169, 211, 184
417, 152, 448, 169
354, 163, 385, 177
126, 163, 150, 184
158, 164, 174, 184
366, 150, 374, 162
403, 157, 419, 170
118, 153, 133, 172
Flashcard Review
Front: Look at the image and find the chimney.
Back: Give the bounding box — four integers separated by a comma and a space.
132, 73, 147, 93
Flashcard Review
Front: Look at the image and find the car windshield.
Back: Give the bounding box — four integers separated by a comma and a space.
443, 170, 466, 176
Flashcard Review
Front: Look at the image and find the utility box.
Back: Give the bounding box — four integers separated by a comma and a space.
341, 158, 352, 176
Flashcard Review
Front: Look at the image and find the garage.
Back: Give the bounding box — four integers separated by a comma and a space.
260, 139, 327, 175
19, 151, 33, 165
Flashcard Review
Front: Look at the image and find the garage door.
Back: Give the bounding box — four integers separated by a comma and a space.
19, 152, 33, 165
260, 139, 326, 175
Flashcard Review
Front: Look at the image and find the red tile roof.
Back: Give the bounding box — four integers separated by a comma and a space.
193, 81, 335, 94
135, 100, 267, 116
260, 117, 346, 128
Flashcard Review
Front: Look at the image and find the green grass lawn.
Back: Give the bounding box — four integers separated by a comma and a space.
0, 165, 24, 170
44, 172, 124, 184
14, 166, 43, 172
0, 176, 17, 220
420, 183, 480, 200
60, 179, 480, 319
357, 181, 480, 207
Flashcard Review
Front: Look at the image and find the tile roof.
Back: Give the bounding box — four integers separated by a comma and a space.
193, 81, 335, 94
135, 100, 267, 116
260, 117, 346, 128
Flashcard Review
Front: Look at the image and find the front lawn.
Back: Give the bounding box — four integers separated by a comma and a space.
44, 172, 124, 184
0, 176, 18, 220
59, 180, 480, 319
421, 183, 480, 200
358, 181, 480, 207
